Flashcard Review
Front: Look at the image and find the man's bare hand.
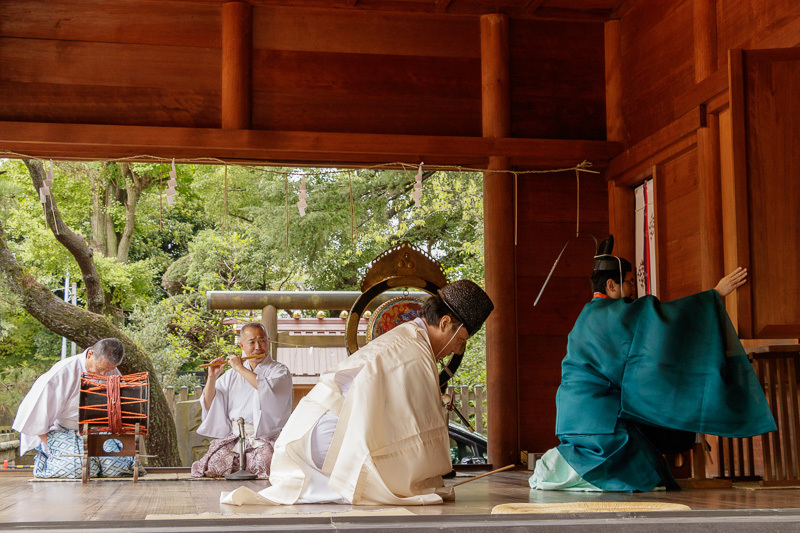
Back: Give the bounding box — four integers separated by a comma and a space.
714, 267, 748, 297
228, 353, 245, 373
207, 356, 226, 381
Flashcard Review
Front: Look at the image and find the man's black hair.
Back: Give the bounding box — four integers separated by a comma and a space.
590, 257, 633, 294
421, 295, 462, 330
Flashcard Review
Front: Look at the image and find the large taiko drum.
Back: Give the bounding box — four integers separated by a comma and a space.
78, 372, 149, 436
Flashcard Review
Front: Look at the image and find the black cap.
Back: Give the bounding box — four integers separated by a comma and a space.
437, 280, 494, 336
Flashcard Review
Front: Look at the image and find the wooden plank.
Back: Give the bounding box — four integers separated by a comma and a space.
673, 66, 729, 119
618, 0, 695, 145
607, 179, 634, 266
607, 107, 704, 184
604, 19, 623, 143
0, 82, 221, 128
767, 359, 784, 480
516, 172, 608, 224
252, 50, 480, 99
0, 37, 220, 91
0, 121, 621, 167
0, 0, 221, 47
744, 49, 800, 338
515, 222, 607, 277
696, 113, 724, 291
725, 49, 752, 337
717, 0, 800, 54
252, 5, 480, 58
693, 0, 717, 82
252, 90, 481, 137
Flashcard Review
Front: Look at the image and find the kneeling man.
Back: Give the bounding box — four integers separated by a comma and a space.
222, 280, 494, 506
191, 322, 292, 478
13, 338, 138, 478
530, 249, 776, 492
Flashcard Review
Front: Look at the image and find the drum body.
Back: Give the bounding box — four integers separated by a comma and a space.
79, 372, 149, 436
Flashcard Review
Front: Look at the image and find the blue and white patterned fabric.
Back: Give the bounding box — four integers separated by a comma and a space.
33, 428, 140, 478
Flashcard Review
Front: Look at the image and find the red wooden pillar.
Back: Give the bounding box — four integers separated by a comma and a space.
222, 1, 252, 130
481, 13, 518, 467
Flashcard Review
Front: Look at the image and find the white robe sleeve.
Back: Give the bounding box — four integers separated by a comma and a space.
197, 372, 233, 439
253, 363, 293, 439
12, 358, 88, 456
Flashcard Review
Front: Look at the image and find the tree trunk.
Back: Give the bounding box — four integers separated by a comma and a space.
89, 165, 106, 254
23, 160, 105, 315
0, 224, 180, 466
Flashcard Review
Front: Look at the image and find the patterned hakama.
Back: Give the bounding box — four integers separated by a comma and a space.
190, 433, 275, 478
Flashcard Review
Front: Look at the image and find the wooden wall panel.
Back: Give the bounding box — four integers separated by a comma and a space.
252, 6, 479, 58
509, 19, 606, 140
619, 0, 694, 146
0, 0, 220, 47
742, 49, 800, 337
717, 0, 800, 60
0, 1, 221, 128
517, 173, 608, 453
251, 50, 480, 135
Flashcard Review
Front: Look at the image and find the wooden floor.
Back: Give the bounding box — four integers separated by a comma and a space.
1, 469, 800, 523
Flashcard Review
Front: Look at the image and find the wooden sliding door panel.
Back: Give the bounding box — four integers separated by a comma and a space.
727, 48, 800, 337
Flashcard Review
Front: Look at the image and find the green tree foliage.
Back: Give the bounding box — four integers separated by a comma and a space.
1, 160, 487, 395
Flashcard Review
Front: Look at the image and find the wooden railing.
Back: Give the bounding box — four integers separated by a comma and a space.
444, 385, 487, 434
714, 346, 800, 486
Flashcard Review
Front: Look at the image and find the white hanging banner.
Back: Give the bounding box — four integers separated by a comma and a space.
634, 179, 657, 297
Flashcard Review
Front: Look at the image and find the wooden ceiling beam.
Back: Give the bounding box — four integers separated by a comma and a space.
0, 121, 620, 168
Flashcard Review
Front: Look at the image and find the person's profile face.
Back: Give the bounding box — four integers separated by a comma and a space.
621, 271, 636, 299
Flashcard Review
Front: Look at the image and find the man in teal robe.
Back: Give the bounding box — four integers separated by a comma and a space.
531, 254, 776, 492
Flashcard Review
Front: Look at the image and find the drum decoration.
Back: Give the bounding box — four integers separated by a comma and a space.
79, 372, 149, 436
345, 241, 464, 392
366, 296, 425, 342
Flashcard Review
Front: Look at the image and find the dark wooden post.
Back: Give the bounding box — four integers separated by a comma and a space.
604, 18, 624, 144
222, 1, 252, 130
481, 13, 518, 467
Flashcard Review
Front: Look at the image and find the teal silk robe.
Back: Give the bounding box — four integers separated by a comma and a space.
555, 290, 776, 492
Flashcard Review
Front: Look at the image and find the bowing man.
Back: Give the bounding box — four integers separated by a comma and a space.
13, 338, 138, 478
221, 280, 494, 506
191, 321, 292, 478
530, 240, 776, 492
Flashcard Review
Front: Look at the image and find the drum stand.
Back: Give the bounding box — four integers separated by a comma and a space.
81, 422, 143, 484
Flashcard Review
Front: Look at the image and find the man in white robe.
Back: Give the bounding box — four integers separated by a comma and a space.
13, 338, 135, 478
222, 280, 494, 506
191, 321, 292, 478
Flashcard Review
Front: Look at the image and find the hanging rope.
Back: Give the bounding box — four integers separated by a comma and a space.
223, 164, 229, 231
0, 150, 598, 180
284, 173, 289, 261
106, 375, 122, 434
348, 171, 356, 242
159, 163, 163, 232
575, 168, 580, 237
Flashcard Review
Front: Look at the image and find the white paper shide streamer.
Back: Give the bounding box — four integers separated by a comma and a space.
39, 159, 55, 204
297, 175, 308, 217
412, 162, 423, 207
166, 159, 178, 205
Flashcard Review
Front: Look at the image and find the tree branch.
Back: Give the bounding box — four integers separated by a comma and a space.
23, 160, 105, 314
